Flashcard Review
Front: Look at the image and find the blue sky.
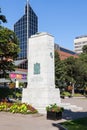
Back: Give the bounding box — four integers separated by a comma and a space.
0, 0, 87, 51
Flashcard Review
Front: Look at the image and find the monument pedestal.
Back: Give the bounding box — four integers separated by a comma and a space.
22, 87, 60, 113
22, 32, 60, 113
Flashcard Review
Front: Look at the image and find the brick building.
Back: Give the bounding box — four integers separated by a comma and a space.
55, 44, 78, 60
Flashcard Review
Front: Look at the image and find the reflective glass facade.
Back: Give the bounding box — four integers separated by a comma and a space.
14, 3, 38, 68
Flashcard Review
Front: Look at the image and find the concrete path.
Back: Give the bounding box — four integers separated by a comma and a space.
62, 97, 87, 120
0, 97, 87, 130
0, 112, 65, 130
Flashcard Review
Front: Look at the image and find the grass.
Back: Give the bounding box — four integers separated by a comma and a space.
60, 117, 87, 130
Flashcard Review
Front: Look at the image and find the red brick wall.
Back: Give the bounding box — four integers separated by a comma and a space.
57, 50, 78, 60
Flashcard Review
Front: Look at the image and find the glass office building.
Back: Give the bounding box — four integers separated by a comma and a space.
14, 3, 38, 68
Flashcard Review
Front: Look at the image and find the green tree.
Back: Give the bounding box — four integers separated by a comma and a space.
0, 26, 20, 77
64, 55, 87, 94
0, 8, 7, 24
82, 45, 87, 54
64, 56, 76, 83
55, 49, 87, 94
63, 56, 79, 96
55, 51, 67, 89
77, 53, 87, 88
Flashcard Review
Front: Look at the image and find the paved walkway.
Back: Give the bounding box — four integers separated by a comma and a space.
62, 97, 87, 120
0, 112, 65, 130
0, 97, 87, 130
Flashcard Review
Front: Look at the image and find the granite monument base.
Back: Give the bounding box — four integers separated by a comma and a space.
22, 87, 60, 114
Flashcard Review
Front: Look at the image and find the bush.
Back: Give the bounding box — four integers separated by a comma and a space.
0, 87, 10, 99
61, 91, 71, 97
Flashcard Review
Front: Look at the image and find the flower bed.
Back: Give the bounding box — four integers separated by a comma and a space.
0, 102, 38, 114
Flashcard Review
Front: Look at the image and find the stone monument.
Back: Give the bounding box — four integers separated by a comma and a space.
22, 32, 60, 113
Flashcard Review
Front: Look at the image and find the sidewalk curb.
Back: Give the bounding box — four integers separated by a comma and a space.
52, 123, 68, 130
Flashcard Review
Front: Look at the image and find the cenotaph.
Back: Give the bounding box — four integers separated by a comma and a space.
22, 32, 60, 113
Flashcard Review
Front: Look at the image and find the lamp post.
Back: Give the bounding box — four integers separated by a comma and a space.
15, 79, 16, 99
15, 78, 19, 99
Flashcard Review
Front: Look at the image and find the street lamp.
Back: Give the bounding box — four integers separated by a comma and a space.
15, 79, 16, 99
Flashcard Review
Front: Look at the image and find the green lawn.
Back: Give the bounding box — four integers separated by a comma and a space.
61, 117, 87, 130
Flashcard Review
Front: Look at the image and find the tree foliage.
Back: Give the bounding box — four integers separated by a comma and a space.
55, 51, 87, 91
82, 45, 87, 54
63, 56, 77, 84
55, 51, 67, 88
0, 26, 20, 76
0, 26, 19, 58
0, 8, 7, 24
